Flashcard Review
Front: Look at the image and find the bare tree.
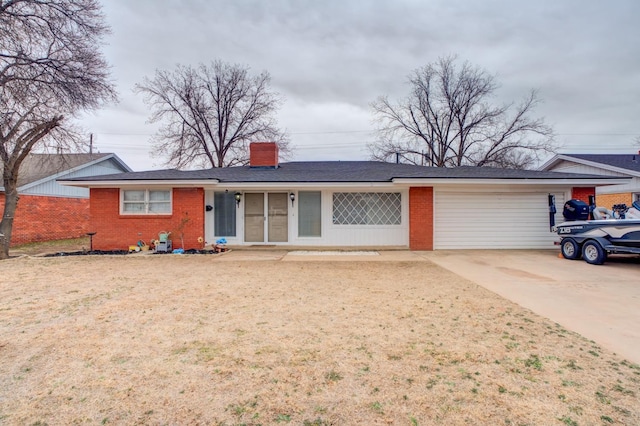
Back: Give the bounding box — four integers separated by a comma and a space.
0, 0, 116, 259
136, 61, 289, 169
370, 56, 556, 169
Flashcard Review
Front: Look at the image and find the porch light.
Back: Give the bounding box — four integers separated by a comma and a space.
290, 192, 295, 207
234, 192, 242, 207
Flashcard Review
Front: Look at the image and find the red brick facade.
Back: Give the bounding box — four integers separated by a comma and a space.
0, 194, 90, 246
409, 187, 434, 250
249, 142, 279, 167
89, 188, 205, 251
571, 187, 596, 203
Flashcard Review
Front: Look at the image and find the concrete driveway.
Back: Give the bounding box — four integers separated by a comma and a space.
421, 250, 640, 364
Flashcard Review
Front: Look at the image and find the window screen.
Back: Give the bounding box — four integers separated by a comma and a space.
214, 192, 236, 236
332, 192, 401, 225
122, 189, 171, 214
298, 191, 321, 237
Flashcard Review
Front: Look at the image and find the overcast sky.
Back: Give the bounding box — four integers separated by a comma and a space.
78, 0, 640, 171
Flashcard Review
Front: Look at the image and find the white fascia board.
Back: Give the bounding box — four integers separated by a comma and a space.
58, 179, 220, 188
391, 177, 630, 186
108, 154, 134, 172
541, 155, 640, 177
59, 180, 392, 189
57, 178, 629, 189
74, 153, 132, 172
537, 154, 563, 170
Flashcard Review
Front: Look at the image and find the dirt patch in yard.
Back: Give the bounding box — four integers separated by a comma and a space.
0, 256, 638, 425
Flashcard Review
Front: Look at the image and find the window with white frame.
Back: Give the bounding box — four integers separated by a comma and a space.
332, 192, 401, 225
121, 189, 172, 214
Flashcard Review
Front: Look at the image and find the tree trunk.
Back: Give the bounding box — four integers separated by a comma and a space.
0, 179, 19, 260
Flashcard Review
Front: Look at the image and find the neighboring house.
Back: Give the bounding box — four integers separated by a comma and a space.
0, 153, 132, 246
59, 143, 627, 251
540, 153, 640, 208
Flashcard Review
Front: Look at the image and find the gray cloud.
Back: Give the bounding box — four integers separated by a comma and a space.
84, 0, 640, 170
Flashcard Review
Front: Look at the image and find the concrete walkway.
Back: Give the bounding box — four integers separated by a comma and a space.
218, 248, 640, 364
217, 249, 425, 262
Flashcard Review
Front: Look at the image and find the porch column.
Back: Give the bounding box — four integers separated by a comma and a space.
409, 187, 434, 251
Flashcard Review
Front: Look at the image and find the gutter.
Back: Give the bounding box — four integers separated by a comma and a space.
391, 177, 631, 186
58, 179, 220, 188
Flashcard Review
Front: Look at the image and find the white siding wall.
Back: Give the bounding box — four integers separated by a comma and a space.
291, 189, 409, 246
205, 186, 575, 249
548, 161, 640, 194
549, 161, 626, 176
205, 188, 409, 247
434, 188, 567, 249
24, 180, 90, 198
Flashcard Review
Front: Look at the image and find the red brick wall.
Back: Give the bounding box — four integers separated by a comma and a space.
249, 142, 279, 167
0, 194, 90, 246
90, 188, 205, 251
409, 187, 434, 250
571, 187, 595, 203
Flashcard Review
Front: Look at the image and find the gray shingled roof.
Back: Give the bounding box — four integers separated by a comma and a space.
61, 161, 619, 183
560, 154, 640, 173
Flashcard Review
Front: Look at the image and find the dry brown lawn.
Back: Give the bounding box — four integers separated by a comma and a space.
0, 254, 639, 425
7, 237, 91, 257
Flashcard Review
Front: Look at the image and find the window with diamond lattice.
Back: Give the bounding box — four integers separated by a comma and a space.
332, 193, 401, 225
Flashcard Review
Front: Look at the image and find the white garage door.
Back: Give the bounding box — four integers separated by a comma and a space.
434, 191, 566, 249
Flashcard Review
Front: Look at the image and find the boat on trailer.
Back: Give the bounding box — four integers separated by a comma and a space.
556, 200, 640, 265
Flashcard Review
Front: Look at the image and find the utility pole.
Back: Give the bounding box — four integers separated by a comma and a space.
89, 133, 93, 155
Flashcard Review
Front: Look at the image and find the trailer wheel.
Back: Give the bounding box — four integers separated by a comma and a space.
582, 240, 607, 265
560, 238, 581, 260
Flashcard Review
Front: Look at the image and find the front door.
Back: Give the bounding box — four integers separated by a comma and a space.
268, 192, 288, 242
244, 192, 288, 243
244, 193, 265, 242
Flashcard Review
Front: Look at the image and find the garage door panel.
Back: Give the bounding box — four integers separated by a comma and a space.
434, 192, 565, 249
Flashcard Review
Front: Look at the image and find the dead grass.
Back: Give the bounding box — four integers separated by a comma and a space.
9, 236, 89, 257
0, 256, 638, 425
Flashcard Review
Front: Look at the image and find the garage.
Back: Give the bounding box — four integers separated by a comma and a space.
434, 190, 567, 249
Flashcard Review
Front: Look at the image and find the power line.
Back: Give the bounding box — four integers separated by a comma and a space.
288, 130, 374, 135
91, 129, 376, 137
556, 133, 639, 136
92, 129, 639, 138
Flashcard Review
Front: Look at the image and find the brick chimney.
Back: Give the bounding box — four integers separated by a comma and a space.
249, 142, 279, 168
